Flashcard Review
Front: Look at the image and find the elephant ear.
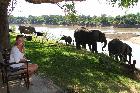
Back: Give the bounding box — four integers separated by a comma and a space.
121, 43, 127, 54
122, 43, 131, 54
99, 33, 106, 42
125, 44, 132, 54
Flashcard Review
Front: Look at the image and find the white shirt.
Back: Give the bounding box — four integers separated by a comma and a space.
9, 46, 24, 68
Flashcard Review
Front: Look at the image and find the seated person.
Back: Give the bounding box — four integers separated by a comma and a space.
9, 35, 38, 83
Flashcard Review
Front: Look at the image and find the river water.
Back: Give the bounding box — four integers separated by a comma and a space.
11, 25, 140, 70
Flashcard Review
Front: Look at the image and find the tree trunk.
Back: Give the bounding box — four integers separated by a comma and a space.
0, 2, 11, 51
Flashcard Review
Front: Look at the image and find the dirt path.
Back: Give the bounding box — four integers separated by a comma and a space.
0, 75, 63, 93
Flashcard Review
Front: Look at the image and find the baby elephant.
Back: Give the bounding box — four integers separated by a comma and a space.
60, 35, 72, 45
108, 39, 132, 64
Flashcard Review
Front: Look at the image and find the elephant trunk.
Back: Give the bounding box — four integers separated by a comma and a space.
102, 40, 107, 51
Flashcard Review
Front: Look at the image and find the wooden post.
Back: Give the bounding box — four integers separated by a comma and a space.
132, 60, 136, 73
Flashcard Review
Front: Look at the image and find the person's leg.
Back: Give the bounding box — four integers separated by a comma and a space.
28, 64, 38, 76
23, 64, 38, 85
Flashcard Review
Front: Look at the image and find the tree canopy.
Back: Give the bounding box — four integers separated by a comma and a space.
106, 0, 139, 8
0, 0, 139, 8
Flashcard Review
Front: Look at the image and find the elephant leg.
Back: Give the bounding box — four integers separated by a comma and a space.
123, 55, 127, 62
92, 42, 97, 53
119, 55, 123, 62
109, 53, 115, 60
109, 52, 112, 56
115, 55, 119, 61
76, 42, 81, 50
82, 44, 86, 49
88, 44, 92, 51
128, 53, 132, 65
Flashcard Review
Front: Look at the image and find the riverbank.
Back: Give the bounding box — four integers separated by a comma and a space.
105, 33, 137, 40
128, 36, 140, 45
105, 32, 140, 45
21, 34, 140, 92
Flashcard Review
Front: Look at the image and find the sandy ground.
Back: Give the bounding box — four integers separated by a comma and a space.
128, 36, 140, 45
105, 33, 140, 45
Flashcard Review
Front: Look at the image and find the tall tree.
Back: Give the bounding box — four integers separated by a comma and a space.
0, 0, 11, 50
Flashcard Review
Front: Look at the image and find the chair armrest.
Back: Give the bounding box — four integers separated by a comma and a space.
7, 60, 30, 72
19, 60, 30, 63
2, 60, 30, 67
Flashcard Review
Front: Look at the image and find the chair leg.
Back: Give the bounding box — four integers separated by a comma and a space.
24, 76, 30, 89
27, 77, 30, 89
23, 77, 27, 87
1, 71, 5, 83
6, 78, 10, 93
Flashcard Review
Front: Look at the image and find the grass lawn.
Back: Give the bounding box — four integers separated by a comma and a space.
10, 34, 140, 93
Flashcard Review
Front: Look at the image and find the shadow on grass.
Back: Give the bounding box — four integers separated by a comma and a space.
24, 42, 140, 93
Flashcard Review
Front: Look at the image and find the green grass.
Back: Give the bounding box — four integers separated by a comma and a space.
11, 34, 140, 93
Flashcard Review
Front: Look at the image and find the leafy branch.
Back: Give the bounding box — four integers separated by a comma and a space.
62, 1, 78, 25
106, 0, 139, 8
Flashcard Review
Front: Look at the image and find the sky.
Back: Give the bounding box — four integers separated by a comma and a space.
9, 0, 140, 17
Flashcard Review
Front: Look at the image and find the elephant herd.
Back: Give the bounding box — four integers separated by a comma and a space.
19, 26, 133, 64
74, 27, 107, 53
61, 27, 132, 64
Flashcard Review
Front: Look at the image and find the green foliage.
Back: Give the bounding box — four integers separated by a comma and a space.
9, 12, 140, 27
63, 2, 78, 25
9, 25, 16, 32
106, 0, 139, 8
63, 1, 76, 14
65, 13, 78, 25
10, 34, 140, 93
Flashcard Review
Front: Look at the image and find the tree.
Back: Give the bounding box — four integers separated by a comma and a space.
0, 0, 11, 50
63, 1, 78, 26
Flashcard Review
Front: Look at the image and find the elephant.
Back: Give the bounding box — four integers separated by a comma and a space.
24, 36, 32, 41
108, 39, 132, 64
74, 27, 107, 53
60, 35, 72, 45
34, 32, 44, 36
18, 26, 36, 34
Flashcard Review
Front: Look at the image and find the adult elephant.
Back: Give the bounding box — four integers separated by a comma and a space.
74, 27, 107, 53
18, 26, 36, 34
108, 39, 132, 64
